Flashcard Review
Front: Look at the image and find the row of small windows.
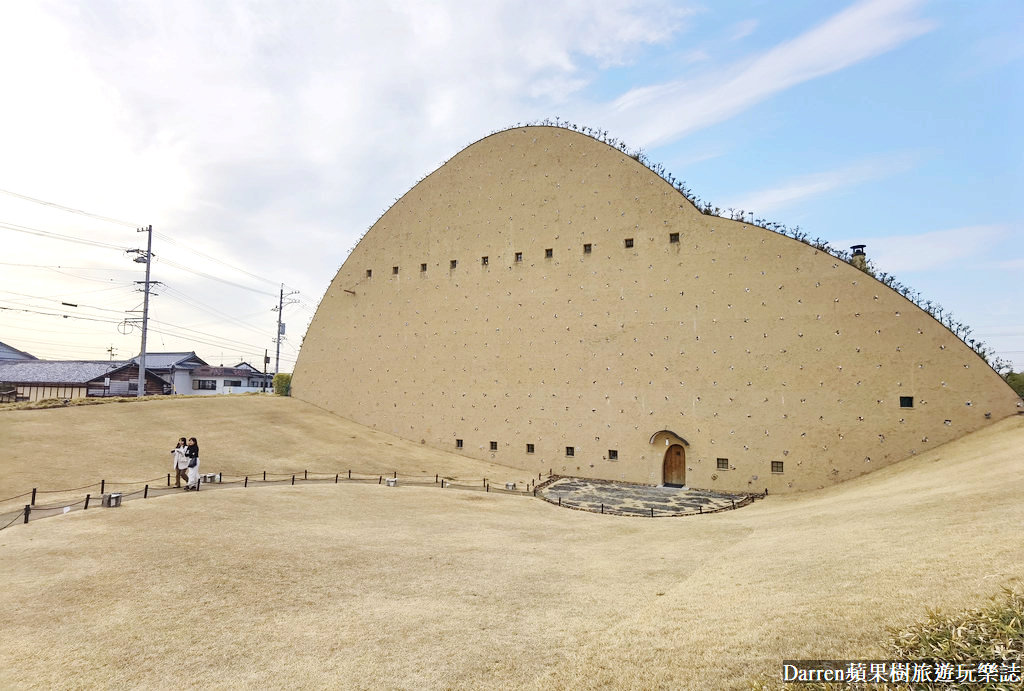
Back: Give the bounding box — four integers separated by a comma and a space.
460, 439, 617, 459
717, 458, 785, 474
458, 444, 782, 473
366, 234, 684, 277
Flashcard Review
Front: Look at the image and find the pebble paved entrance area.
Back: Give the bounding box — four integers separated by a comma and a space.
537, 477, 753, 517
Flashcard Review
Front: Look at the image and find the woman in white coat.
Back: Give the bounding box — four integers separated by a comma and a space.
171, 437, 189, 488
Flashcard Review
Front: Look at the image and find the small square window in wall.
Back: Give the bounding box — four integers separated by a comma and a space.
366, 269, 372, 278
450, 259, 458, 269
392, 266, 399, 275
583, 243, 592, 254
566, 446, 575, 457
515, 251, 523, 262
489, 441, 498, 451
717, 458, 729, 470
455, 439, 463, 449
420, 263, 427, 272
545, 248, 553, 258
526, 443, 535, 454
624, 238, 634, 248
900, 396, 914, 408
481, 256, 488, 266
669, 232, 680, 243
608, 449, 618, 460
771, 461, 784, 474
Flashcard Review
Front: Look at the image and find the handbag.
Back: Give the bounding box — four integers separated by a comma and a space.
188, 457, 198, 468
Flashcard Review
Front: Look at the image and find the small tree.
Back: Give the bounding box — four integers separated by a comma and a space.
1004, 371, 1024, 397
272, 373, 292, 396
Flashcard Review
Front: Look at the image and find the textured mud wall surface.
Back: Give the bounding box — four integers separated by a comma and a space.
294, 127, 1020, 493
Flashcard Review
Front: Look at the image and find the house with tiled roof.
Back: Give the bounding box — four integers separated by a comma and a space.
130, 352, 207, 395
0, 360, 169, 402
189, 365, 272, 395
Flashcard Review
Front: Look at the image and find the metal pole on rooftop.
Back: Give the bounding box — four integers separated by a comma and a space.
137, 225, 153, 398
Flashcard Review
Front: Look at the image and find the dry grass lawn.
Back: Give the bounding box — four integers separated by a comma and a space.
0, 395, 531, 511
0, 397, 1021, 689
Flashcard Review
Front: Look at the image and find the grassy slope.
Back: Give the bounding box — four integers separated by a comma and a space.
0, 398, 1021, 689
0, 395, 535, 508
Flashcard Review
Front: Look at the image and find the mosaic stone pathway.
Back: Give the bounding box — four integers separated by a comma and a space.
536, 477, 753, 516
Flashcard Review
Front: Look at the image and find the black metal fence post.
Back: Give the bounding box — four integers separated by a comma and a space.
167, 473, 170, 486
348, 469, 351, 480
144, 485, 149, 499
435, 474, 438, 483
84, 494, 90, 510
601, 503, 604, 514
291, 475, 295, 486
558, 496, 561, 506
335, 474, 339, 483
244, 476, 248, 488
650, 507, 654, 518
23, 504, 30, 524
378, 475, 382, 485
31, 488, 36, 506
100, 479, 105, 494
304, 470, 307, 480
263, 471, 266, 482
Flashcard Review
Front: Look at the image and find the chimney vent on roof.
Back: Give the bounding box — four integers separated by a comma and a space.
850, 244, 868, 272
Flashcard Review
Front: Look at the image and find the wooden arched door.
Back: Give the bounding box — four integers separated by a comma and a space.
663, 444, 686, 486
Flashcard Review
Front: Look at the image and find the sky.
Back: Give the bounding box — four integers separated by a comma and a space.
1, 0, 1021, 373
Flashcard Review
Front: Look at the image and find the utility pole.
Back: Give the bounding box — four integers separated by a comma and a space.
136, 225, 153, 398
107, 345, 117, 361
272, 283, 299, 378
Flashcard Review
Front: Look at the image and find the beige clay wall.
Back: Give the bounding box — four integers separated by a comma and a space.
293, 126, 1021, 493
16, 385, 86, 402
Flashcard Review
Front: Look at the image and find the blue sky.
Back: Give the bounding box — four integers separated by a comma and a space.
0, 0, 1021, 371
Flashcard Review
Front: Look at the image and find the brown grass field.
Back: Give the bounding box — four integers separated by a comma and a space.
0, 396, 1021, 689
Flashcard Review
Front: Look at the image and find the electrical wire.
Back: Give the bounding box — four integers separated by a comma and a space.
0, 188, 140, 227
153, 230, 280, 288
153, 255, 278, 297
0, 305, 123, 325
0, 220, 130, 251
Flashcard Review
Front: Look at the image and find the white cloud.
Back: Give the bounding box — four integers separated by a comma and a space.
0, 0, 693, 362
857, 225, 1008, 273
602, 0, 935, 147
729, 153, 917, 214
730, 19, 759, 41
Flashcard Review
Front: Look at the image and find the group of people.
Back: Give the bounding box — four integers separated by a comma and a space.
171, 437, 201, 490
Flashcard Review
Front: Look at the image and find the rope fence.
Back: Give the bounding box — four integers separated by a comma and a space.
0, 465, 762, 533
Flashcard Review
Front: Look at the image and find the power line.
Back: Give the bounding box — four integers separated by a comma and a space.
159, 285, 271, 339
0, 305, 123, 325
153, 255, 278, 297
153, 230, 280, 288
0, 219, 130, 251
0, 291, 133, 316
0, 188, 140, 227
0, 260, 138, 273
